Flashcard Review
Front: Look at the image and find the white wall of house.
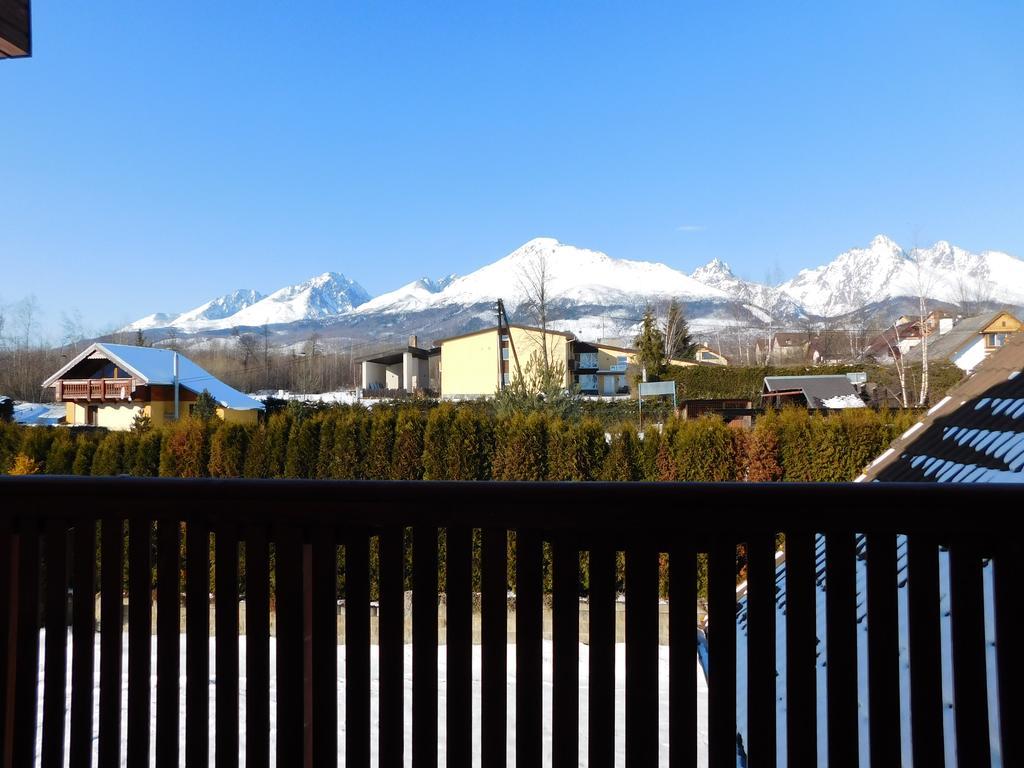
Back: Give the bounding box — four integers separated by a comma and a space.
403, 353, 430, 390
362, 361, 387, 390
952, 337, 987, 372
95, 404, 144, 430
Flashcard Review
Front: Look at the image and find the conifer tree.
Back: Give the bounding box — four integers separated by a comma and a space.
91, 432, 125, 476
284, 418, 321, 479
19, 426, 54, 467
45, 429, 78, 475
573, 418, 608, 481
391, 409, 425, 480
545, 417, 576, 481
71, 435, 99, 475
242, 426, 271, 479
315, 414, 338, 479
331, 412, 365, 479
264, 412, 293, 478
365, 408, 397, 480
600, 422, 644, 481
192, 389, 219, 422
209, 423, 251, 478
422, 403, 455, 480
447, 408, 491, 480
640, 426, 662, 481
633, 305, 666, 381
132, 429, 163, 477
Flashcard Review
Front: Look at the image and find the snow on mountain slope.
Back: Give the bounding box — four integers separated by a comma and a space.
355, 238, 728, 317
167, 288, 265, 331
690, 258, 800, 318
355, 274, 458, 314
209, 272, 369, 330
780, 235, 1024, 317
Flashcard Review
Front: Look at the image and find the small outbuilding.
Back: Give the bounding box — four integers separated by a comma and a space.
762, 374, 867, 410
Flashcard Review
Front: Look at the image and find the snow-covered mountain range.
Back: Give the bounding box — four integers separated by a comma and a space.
122, 236, 1024, 344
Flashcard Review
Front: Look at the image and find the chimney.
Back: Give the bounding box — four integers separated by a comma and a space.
409, 335, 418, 349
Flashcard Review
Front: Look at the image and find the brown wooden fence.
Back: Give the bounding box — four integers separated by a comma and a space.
0, 477, 1020, 767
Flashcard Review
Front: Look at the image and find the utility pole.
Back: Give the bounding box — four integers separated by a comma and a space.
173, 352, 180, 421
496, 299, 522, 389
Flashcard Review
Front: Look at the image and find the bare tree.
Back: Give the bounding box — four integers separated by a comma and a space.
516, 250, 556, 376
907, 245, 937, 406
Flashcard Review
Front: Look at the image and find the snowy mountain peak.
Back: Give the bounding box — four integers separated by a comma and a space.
869, 234, 902, 251
691, 258, 734, 283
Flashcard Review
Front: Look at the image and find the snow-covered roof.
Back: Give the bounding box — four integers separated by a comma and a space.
43, 343, 264, 411
763, 374, 865, 409
13, 401, 67, 426
863, 332, 1024, 482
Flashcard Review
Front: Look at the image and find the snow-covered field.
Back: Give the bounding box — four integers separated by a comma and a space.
33, 638, 709, 767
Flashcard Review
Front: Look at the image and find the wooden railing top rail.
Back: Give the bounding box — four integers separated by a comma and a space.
2, 476, 1021, 547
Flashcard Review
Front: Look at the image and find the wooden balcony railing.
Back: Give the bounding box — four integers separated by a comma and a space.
57, 378, 134, 401
0, 477, 1019, 768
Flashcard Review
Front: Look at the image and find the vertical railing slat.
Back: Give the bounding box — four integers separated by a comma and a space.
156, 519, 180, 768
245, 524, 270, 768
275, 525, 305, 766
825, 531, 858, 768
907, 534, 944, 767
745, 532, 776, 768
626, 544, 660, 767
378, 526, 406, 768
186, 519, 210, 768
444, 526, 471, 768
481, 527, 507, 767
551, 537, 578, 768
412, 525, 438, 768
311, 530, 338, 766
707, 538, 737, 768
98, 519, 123, 768
588, 543, 615, 768
69, 519, 96, 768
127, 518, 152, 766
866, 532, 900, 768
216, 521, 240, 768
515, 529, 543, 767
784, 530, 816, 768
0, 521, 13, 768
41, 517, 68, 768
670, 537, 697, 768
346, 533, 371, 767
12, 521, 39, 768
949, 538, 991, 768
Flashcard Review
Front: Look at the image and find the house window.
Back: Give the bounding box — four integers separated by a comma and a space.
502, 372, 510, 386
502, 347, 510, 361
579, 352, 598, 369
987, 333, 1007, 348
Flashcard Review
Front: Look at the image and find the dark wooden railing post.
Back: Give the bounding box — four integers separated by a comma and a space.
41, 517, 69, 768
275, 525, 305, 766
907, 533, 945, 767
482, 527, 508, 767
69, 519, 97, 768
551, 536, 578, 768
515, 529, 543, 768
156, 518, 180, 768
669, 537, 697, 768
215, 521, 240, 768
412, 525, 438, 768
185, 519, 210, 768
98, 518, 123, 768
379, 526, 407, 768
588, 543, 616, 768
445, 526, 472, 768
866, 532, 900, 767
784, 530, 816, 768
345, 532, 371, 767
311, 529, 338, 766
245, 524, 271, 768
127, 519, 152, 767
744, 532, 775, 768
707, 537, 737, 768
825, 531, 858, 768
0, 520, 15, 768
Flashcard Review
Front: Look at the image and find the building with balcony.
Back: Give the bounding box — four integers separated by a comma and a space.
42, 342, 264, 428
360, 336, 439, 398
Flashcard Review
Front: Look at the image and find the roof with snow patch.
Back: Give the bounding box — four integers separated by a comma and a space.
861, 332, 1024, 482
43, 343, 264, 411
762, 374, 865, 409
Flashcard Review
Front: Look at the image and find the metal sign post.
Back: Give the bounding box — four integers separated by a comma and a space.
638, 380, 677, 432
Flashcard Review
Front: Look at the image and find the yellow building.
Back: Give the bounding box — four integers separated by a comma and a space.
436, 325, 575, 398
42, 343, 264, 429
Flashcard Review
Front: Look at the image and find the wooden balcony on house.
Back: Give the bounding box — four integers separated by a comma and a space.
1, 478, 1020, 767
56, 378, 137, 402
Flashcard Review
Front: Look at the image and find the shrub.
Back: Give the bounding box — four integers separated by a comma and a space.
600, 423, 643, 481
574, 418, 608, 481
160, 419, 209, 478
45, 429, 78, 475
91, 432, 126, 475
422, 403, 455, 480
19, 427, 55, 468
284, 418, 321, 479
242, 426, 270, 479
640, 427, 662, 481
330, 411, 366, 479
132, 430, 163, 477
446, 408, 491, 480
492, 413, 547, 481
315, 414, 339, 479
9, 453, 41, 475
209, 423, 251, 478
71, 435, 99, 475
264, 412, 293, 478
0, 422, 22, 473
391, 409, 425, 480
364, 409, 396, 480
672, 417, 737, 481
747, 410, 782, 482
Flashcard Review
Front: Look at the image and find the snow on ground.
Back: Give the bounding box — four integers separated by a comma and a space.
33, 638, 708, 767
735, 535, 1003, 767
256, 389, 362, 406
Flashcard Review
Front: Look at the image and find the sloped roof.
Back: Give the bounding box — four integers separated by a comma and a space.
900, 312, 1004, 364
763, 374, 865, 409
861, 333, 1024, 482
43, 343, 264, 411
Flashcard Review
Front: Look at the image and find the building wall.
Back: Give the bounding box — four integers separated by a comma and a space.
440, 327, 572, 398
440, 330, 500, 397
218, 407, 260, 426
952, 337, 987, 372
95, 404, 145, 430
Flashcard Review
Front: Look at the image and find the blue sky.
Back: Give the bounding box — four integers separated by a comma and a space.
2, 1, 1022, 338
